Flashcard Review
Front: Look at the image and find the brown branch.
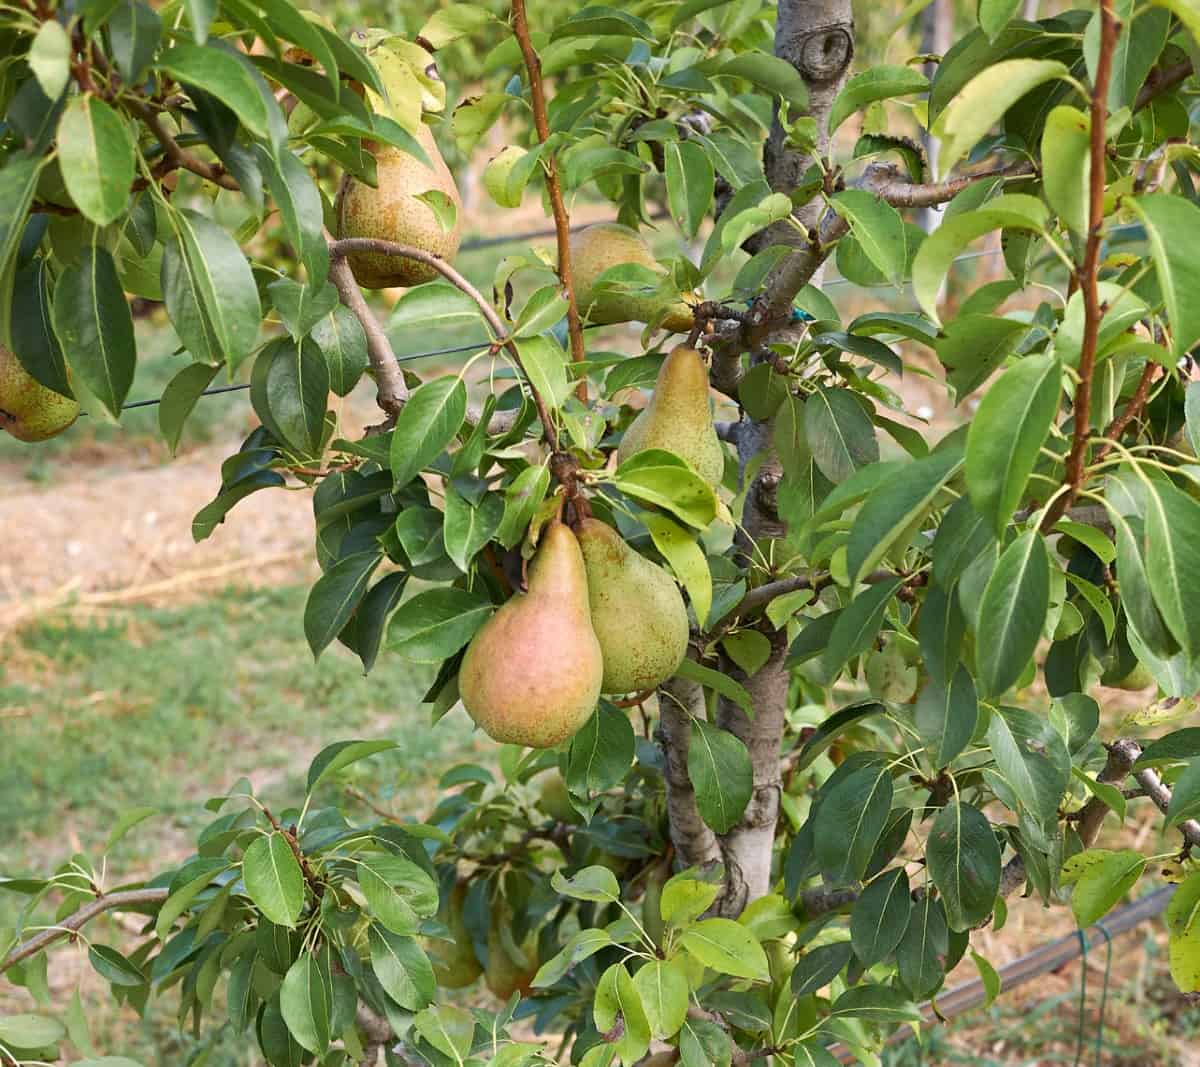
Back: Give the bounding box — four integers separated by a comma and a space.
1041, 0, 1118, 532
1093, 360, 1159, 465
1131, 756, 1200, 851
0, 888, 168, 975
328, 237, 560, 449
1133, 59, 1192, 112
124, 99, 240, 191
875, 160, 1035, 209
656, 672, 722, 869
510, 0, 587, 398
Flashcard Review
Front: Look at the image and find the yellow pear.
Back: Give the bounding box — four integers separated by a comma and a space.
428, 883, 482, 989
570, 222, 694, 332
576, 518, 689, 694
484, 909, 538, 1000
459, 518, 603, 748
0, 344, 79, 442
617, 345, 725, 485
335, 122, 462, 288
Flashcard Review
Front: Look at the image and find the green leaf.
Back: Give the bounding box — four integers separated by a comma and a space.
1041, 106, 1090, 235
514, 284, 568, 338
57, 95, 135, 226
641, 511, 712, 627
1127, 194, 1200, 358
442, 486, 503, 572
29, 21, 70, 97
0, 1014, 65, 1049
594, 962, 651, 1064
304, 551, 381, 658
255, 337, 329, 454
311, 305, 369, 398
260, 148, 329, 285
613, 449, 718, 529
791, 941, 853, 996
829, 65, 929, 135
419, 2, 499, 47
966, 354, 1062, 535
552, 5, 654, 39
830, 189, 907, 285
830, 983, 922, 1022
804, 386, 879, 483
679, 1017, 733, 1067
566, 702, 635, 800
987, 704, 1071, 826
516, 334, 571, 407
928, 801, 1001, 931
242, 832, 305, 927
851, 869, 911, 966
389, 376, 467, 489
53, 243, 135, 418
0, 155, 43, 293
933, 59, 1069, 177
156, 44, 274, 140
158, 362, 219, 455
388, 282, 483, 331
155, 856, 228, 938
722, 630, 772, 677
679, 918, 770, 981
847, 449, 962, 584
552, 865, 621, 903
162, 209, 261, 372
1165, 870, 1200, 991
369, 925, 435, 1010
673, 657, 754, 716
897, 893, 949, 998
88, 944, 146, 987
1144, 481, 1200, 658
815, 762, 894, 884
357, 852, 439, 934
496, 465, 550, 549
912, 195, 1047, 322
533, 928, 614, 988
978, 0, 1022, 39
1167, 760, 1200, 828
632, 958, 689, 1039
306, 739, 398, 793
1064, 849, 1146, 927
824, 578, 904, 679
387, 587, 492, 661
688, 719, 752, 834
915, 663, 978, 768
10, 257, 70, 398
717, 52, 808, 111
937, 312, 1034, 400
414, 1005, 474, 1064
280, 953, 332, 1054
788, 700, 886, 772
665, 140, 713, 239
976, 531, 1051, 697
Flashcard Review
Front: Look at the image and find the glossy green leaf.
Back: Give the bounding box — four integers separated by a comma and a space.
790, 941, 853, 996
830, 189, 907, 285
976, 531, 1050, 697
386, 587, 492, 662
369, 926, 435, 1010
928, 801, 1001, 931
897, 893, 949, 998
632, 958, 689, 1039
815, 762, 893, 884
613, 449, 718, 529
357, 852, 439, 934
389, 376, 467, 489
57, 95, 135, 226
915, 663, 978, 768
825, 578, 903, 678
642, 510, 712, 627
678, 918, 769, 981
987, 704, 1071, 826
1041, 105, 1090, 235
804, 386, 879, 484
688, 719, 752, 834
242, 832, 305, 927
1144, 480, 1200, 658
673, 657, 754, 716
851, 869, 911, 966
156, 44, 274, 140
304, 551, 381, 658
665, 140, 713, 239
829, 65, 929, 134
311, 305, 369, 397
280, 953, 332, 1054
1128, 193, 1200, 357
158, 362, 219, 455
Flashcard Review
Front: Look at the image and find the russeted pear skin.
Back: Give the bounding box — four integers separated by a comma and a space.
335, 122, 463, 288
484, 913, 538, 1000
0, 344, 79, 442
459, 519, 603, 748
617, 345, 725, 485
570, 222, 694, 332
428, 883, 482, 988
576, 518, 688, 694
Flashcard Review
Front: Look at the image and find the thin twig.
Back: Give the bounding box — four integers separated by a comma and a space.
1042, 0, 1118, 532
1133, 59, 1192, 112
0, 888, 168, 975
124, 99, 240, 191
328, 237, 560, 449
510, 0, 588, 398
1093, 360, 1159, 465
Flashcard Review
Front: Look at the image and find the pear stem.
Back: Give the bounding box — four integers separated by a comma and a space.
327, 237, 561, 450
510, 0, 589, 399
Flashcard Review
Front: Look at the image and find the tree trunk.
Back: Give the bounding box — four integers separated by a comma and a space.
917, 0, 952, 233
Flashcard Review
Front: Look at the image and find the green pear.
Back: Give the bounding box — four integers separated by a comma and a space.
535, 770, 582, 824
483, 907, 538, 1000
575, 518, 689, 694
459, 518, 603, 748
617, 344, 725, 485
0, 344, 79, 442
335, 122, 463, 288
570, 222, 695, 332
428, 882, 482, 989
1108, 661, 1156, 691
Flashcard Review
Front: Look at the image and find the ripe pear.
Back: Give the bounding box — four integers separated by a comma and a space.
428, 883, 482, 989
0, 344, 78, 442
335, 122, 462, 288
570, 222, 694, 332
576, 518, 688, 694
617, 345, 725, 485
484, 911, 538, 1000
459, 519, 603, 748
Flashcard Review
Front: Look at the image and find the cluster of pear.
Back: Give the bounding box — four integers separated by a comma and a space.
0, 345, 79, 443
459, 345, 724, 749
426, 884, 540, 997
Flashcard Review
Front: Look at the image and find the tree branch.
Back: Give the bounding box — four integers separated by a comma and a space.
510, 0, 587, 397
1041, 0, 1117, 532
1131, 758, 1200, 851
1094, 360, 1159, 465
0, 888, 168, 975
656, 672, 722, 869
328, 237, 560, 448
125, 99, 240, 191
1133, 58, 1192, 112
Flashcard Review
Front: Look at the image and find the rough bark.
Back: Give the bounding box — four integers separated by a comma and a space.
657, 673, 722, 869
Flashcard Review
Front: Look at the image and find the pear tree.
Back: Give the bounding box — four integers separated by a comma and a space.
5, 0, 1200, 1065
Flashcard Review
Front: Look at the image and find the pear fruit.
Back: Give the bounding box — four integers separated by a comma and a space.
0, 344, 79, 442
335, 122, 463, 288
484, 910, 538, 1000
535, 770, 582, 825
576, 518, 688, 694
617, 345, 725, 485
428, 883, 482, 989
459, 518, 603, 748
570, 222, 694, 332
